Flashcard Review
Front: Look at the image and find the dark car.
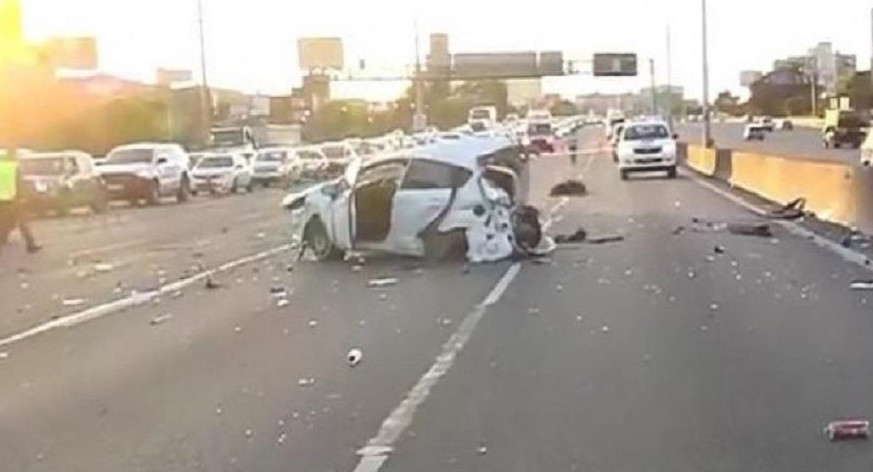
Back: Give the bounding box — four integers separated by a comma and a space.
19, 151, 108, 215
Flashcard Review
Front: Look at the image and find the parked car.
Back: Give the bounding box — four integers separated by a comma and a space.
251, 147, 297, 187
19, 151, 108, 215
190, 152, 253, 195
99, 143, 191, 205
526, 121, 556, 153
743, 124, 767, 141
295, 147, 330, 180
758, 116, 775, 132
615, 120, 678, 180
320, 141, 359, 177
282, 136, 545, 263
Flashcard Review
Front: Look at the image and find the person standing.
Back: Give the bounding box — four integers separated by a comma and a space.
0, 148, 40, 254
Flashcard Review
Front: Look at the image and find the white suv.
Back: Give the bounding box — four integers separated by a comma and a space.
615, 121, 678, 180
100, 143, 192, 204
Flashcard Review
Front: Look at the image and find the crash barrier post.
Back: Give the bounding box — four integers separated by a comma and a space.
713, 148, 732, 182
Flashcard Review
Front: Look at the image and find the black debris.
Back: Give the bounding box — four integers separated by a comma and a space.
727, 222, 773, 238
554, 228, 588, 244
714, 245, 726, 254
586, 235, 625, 245
269, 286, 286, 294
204, 275, 223, 290
549, 180, 587, 197
671, 226, 686, 236
768, 198, 806, 220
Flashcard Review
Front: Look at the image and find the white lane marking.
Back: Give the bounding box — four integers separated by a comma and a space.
688, 172, 873, 271
0, 244, 293, 349
352, 262, 522, 472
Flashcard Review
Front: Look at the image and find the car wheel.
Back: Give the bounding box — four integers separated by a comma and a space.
176, 177, 190, 203
304, 218, 343, 261
146, 180, 161, 206
90, 192, 109, 214
834, 142, 841, 149
620, 169, 629, 181
246, 181, 254, 193
666, 166, 677, 179
230, 178, 238, 194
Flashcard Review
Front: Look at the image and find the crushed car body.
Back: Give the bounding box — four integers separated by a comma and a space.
282, 135, 553, 263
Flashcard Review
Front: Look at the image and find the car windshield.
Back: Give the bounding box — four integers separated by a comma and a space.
20, 157, 66, 176
106, 148, 153, 164
624, 124, 670, 140
196, 156, 234, 168
7, 4, 871, 472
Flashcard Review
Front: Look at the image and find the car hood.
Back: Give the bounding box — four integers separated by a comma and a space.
98, 163, 153, 175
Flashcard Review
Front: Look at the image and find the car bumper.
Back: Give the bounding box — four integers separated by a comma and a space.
102, 176, 153, 199
619, 155, 677, 170
192, 177, 233, 192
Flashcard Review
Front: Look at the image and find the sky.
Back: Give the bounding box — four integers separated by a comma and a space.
19, 0, 873, 101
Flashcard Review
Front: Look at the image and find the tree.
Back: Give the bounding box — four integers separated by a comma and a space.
714, 90, 740, 115
549, 99, 578, 117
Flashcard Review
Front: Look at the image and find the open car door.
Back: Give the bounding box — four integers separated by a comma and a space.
349, 158, 408, 248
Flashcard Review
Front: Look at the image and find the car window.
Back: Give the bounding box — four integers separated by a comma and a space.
624, 124, 670, 141
297, 150, 323, 160
356, 160, 408, 188
401, 160, 468, 190
67, 157, 79, 173
257, 151, 286, 162
106, 148, 154, 164
197, 156, 234, 168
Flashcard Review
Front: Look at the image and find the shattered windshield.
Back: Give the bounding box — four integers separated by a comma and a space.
4, 2, 871, 472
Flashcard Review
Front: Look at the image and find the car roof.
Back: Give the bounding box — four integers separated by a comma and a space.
367, 135, 515, 170
111, 143, 179, 151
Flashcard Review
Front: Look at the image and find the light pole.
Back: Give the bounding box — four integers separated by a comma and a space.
701, 0, 712, 147
649, 58, 657, 117
197, 0, 213, 144
666, 23, 674, 128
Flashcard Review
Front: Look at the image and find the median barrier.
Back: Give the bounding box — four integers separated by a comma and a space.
686, 145, 716, 176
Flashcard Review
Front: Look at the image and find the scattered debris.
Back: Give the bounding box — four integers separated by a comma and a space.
19, 282, 28, 290
477, 444, 488, 456
149, 314, 173, 326
276, 298, 290, 308
671, 226, 686, 236
307, 319, 318, 328
347, 348, 363, 367
767, 198, 806, 220
549, 179, 587, 197
601, 325, 610, 334
368, 278, 399, 288
727, 222, 773, 238
233, 326, 242, 333
204, 275, 223, 290
94, 263, 114, 273
62, 298, 86, 307
556, 284, 564, 292
824, 420, 870, 441
297, 377, 316, 387
554, 228, 588, 244
713, 245, 725, 254
850, 280, 873, 291
256, 232, 266, 239
586, 235, 625, 245
245, 429, 254, 439
351, 265, 363, 272
709, 303, 720, 311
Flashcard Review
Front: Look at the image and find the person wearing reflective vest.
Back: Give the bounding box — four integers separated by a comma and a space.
0, 149, 40, 255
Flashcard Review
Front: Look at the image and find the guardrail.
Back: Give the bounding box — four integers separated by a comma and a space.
680, 142, 873, 233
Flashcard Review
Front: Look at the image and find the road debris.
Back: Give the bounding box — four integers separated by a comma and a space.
204, 275, 223, 290
713, 245, 725, 254
672, 226, 686, 235
477, 444, 488, 455
379, 293, 388, 301
727, 222, 773, 238
601, 325, 610, 333
351, 265, 363, 272
767, 198, 806, 220
0, 352, 8, 360
824, 420, 870, 441
276, 298, 290, 308
554, 228, 587, 244
586, 235, 625, 245
297, 377, 316, 387
347, 348, 363, 367
19, 282, 28, 290
368, 278, 399, 288
93, 262, 114, 273
149, 314, 173, 326
850, 280, 873, 290
307, 319, 318, 328
62, 298, 86, 307
550, 179, 587, 197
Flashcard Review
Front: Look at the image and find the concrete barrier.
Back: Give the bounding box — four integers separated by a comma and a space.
686, 146, 716, 176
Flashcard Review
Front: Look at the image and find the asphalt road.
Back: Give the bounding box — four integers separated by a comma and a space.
2, 129, 873, 471
676, 122, 862, 165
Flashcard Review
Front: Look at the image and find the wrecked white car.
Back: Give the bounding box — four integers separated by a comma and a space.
282, 136, 551, 263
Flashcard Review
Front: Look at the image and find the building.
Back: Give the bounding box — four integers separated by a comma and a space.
506, 79, 542, 108
575, 93, 642, 116
639, 85, 684, 114
426, 33, 451, 77
773, 42, 856, 95
740, 70, 764, 87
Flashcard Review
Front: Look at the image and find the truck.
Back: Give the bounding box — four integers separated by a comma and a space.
468, 106, 498, 129
209, 124, 301, 152
822, 109, 867, 149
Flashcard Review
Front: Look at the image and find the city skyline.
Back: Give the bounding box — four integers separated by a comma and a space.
17, 0, 873, 100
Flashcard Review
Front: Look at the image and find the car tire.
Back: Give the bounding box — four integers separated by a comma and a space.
304, 218, 343, 261
230, 178, 238, 194
246, 181, 254, 193
666, 166, 677, 179
146, 180, 161, 206
620, 169, 629, 181
176, 177, 190, 203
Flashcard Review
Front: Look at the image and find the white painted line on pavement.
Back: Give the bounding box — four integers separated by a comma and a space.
0, 244, 293, 349
688, 172, 873, 271
352, 262, 522, 472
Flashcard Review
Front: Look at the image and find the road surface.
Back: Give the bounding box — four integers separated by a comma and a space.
1, 129, 872, 472
677, 122, 862, 164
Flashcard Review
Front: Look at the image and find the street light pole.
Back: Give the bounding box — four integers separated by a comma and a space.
412, 20, 426, 132
197, 0, 213, 144
649, 58, 657, 117
666, 23, 674, 128
701, 0, 712, 147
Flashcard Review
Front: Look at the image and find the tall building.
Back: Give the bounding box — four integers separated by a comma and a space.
426, 33, 450, 77
773, 42, 856, 95
506, 79, 541, 108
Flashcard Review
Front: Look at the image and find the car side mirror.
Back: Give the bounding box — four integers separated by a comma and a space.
156, 157, 168, 165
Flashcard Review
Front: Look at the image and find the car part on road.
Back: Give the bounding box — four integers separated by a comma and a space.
549, 180, 587, 197
585, 234, 625, 245
824, 420, 869, 441
767, 198, 806, 220
347, 348, 363, 367
367, 278, 399, 288
553, 228, 588, 243
727, 222, 773, 238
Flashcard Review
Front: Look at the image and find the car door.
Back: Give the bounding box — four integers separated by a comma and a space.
347, 159, 408, 249
389, 159, 463, 254
154, 150, 177, 193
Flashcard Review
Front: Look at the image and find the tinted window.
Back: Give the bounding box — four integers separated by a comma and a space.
106, 149, 153, 164
257, 151, 286, 162
624, 124, 670, 141
20, 157, 66, 176
401, 160, 467, 189
197, 156, 234, 168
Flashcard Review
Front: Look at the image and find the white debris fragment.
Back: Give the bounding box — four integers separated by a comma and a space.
379, 293, 388, 301
527, 307, 541, 315
245, 429, 253, 439
347, 348, 363, 367
256, 232, 266, 239
276, 298, 290, 308
297, 377, 316, 387
149, 314, 173, 326
709, 303, 720, 311
233, 326, 242, 333
575, 315, 583, 323
215, 405, 223, 415
351, 265, 363, 272
601, 325, 610, 333
850, 281, 873, 291
700, 325, 708, 331
278, 432, 287, 444
307, 319, 318, 328
94, 263, 114, 273
62, 298, 86, 307
367, 278, 399, 288
556, 284, 564, 292
0, 352, 8, 359
20, 282, 28, 290
687, 270, 696, 279
477, 444, 488, 455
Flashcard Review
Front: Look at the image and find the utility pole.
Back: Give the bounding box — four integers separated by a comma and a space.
701, 0, 712, 147
649, 58, 657, 117
412, 20, 426, 132
197, 0, 213, 144
666, 23, 674, 128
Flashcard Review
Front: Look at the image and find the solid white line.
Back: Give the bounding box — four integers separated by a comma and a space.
0, 244, 293, 349
352, 262, 522, 472
687, 171, 873, 271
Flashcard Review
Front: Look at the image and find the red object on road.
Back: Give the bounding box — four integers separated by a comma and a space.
824, 420, 870, 441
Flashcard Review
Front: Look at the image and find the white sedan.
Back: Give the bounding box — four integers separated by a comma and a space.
190, 152, 253, 195
282, 136, 549, 263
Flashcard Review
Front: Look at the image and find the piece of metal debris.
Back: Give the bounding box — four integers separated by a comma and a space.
368, 278, 399, 288
62, 298, 86, 307
824, 420, 870, 441
297, 377, 316, 387
149, 314, 173, 326
347, 348, 363, 367
727, 222, 773, 238
850, 280, 873, 291
586, 235, 625, 245
307, 319, 318, 328
276, 298, 290, 308
477, 444, 488, 456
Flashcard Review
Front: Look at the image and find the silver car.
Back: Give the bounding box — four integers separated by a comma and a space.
190, 153, 253, 195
